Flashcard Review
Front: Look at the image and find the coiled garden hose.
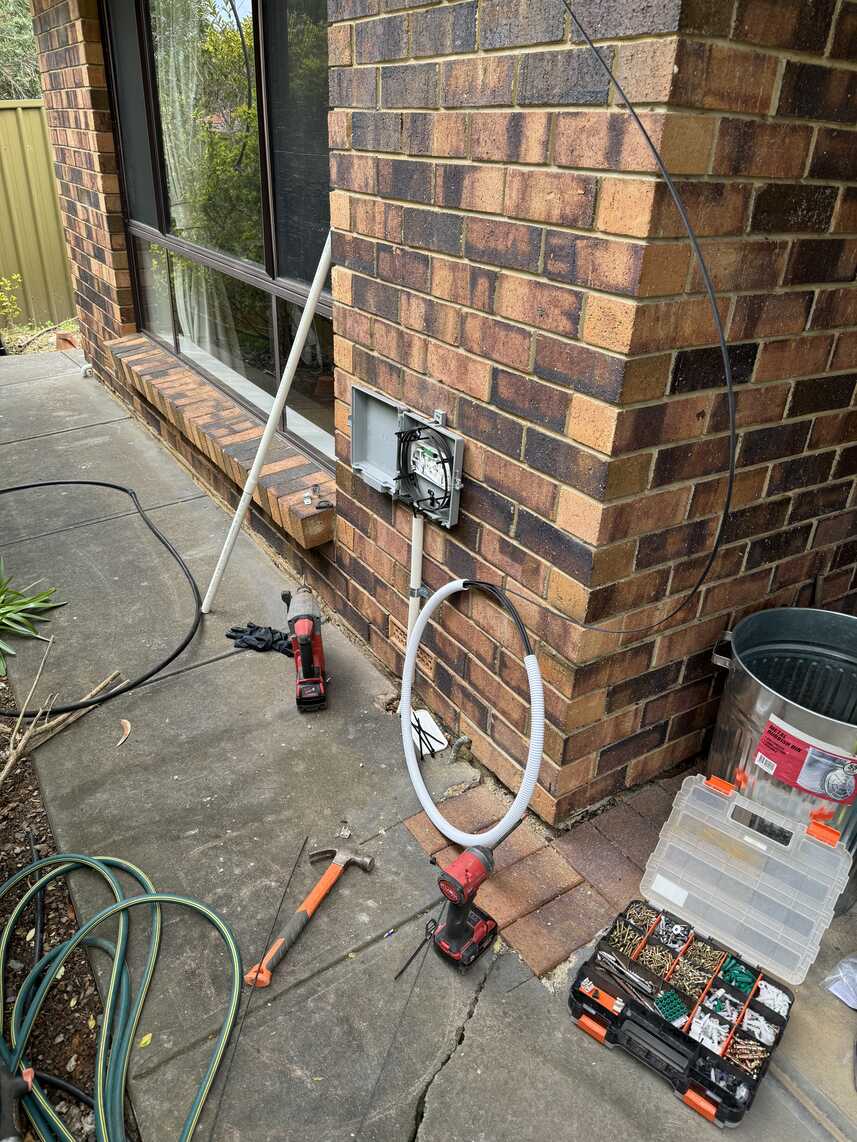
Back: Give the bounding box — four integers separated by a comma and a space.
0, 854, 242, 1141
400, 579, 544, 848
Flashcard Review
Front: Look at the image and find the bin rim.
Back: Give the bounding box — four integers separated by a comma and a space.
729, 606, 857, 735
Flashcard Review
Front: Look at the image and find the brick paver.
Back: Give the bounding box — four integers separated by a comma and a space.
503, 882, 615, 976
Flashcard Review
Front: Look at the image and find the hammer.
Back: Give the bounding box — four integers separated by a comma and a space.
245, 846, 375, 987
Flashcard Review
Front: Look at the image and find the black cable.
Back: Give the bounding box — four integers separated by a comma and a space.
463, 580, 533, 656
397, 426, 453, 516
0, 481, 202, 718
548, 4, 737, 636
33, 1071, 94, 1109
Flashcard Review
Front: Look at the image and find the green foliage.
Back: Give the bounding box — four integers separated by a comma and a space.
0, 558, 64, 678
0, 273, 23, 327
0, 0, 42, 101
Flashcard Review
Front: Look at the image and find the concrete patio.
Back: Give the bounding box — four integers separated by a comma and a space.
0, 350, 854, 1141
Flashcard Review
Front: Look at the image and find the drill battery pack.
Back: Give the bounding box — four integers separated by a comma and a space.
433, 903, 496, 970
568, 775, 850, 1127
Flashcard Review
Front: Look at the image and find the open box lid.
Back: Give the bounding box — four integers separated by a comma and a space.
640, 775, 852, 986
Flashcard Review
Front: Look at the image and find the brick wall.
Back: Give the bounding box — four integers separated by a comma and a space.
328, 0, 857, 824
31, 0, 134, 381
32, 0, 857, 828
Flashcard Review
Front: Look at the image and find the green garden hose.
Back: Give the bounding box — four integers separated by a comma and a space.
0, 853, 242, 1141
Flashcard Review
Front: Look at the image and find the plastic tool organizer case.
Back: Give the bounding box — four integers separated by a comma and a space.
568, 775, 851, 1126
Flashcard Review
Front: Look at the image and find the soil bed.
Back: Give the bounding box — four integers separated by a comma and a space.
1, 675, 99, 1140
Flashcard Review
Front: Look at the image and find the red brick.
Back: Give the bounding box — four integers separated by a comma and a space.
404, 783, 507, 855
435, 163, 505, 213
494, 274, 582, 338
440, 55, 515, 108
555, 110, 713, 175
505, 169, 596, 228
553, 821, 642, 909
503, 882, 615, 975
426, 342, 491, 400
474, 846, 582, 929
460, 313, 530, 372
470, 111, 551, 165
713, 119, 813, 178
755, 334, 833, 381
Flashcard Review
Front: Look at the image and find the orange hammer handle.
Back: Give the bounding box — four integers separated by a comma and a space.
299, 860, 343, 918
245, 862, 344, 988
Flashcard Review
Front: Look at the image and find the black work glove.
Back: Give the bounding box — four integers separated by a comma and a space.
225, 623, 293, 656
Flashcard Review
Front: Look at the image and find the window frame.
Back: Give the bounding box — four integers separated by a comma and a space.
101, 0, 335, 472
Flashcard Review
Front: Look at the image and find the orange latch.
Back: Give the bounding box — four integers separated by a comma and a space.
577, 1014, 608, 1044
704, 775, 736, 796
683, 1089, 717, 1122
807, 821, 841, 847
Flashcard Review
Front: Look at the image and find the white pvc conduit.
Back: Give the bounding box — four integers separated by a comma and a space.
401, 579, 545, 848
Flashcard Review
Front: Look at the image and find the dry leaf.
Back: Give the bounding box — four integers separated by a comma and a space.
88, 1014, 96, 1030
139, 1033, 152, 1048
69, 996, 77, 1009
116, 719, 131, 747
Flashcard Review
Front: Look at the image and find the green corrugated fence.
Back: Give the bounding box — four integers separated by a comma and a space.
0, 99, 74, 326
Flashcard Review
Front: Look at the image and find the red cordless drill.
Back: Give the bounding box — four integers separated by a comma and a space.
433, 845, 497, 969
283, 589, 327, 712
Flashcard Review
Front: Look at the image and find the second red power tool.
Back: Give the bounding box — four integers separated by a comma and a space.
433, 845, 497, 969
283, 589, 327, 711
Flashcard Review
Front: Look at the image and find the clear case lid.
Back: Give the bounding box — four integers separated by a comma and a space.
640, 775, 852, 985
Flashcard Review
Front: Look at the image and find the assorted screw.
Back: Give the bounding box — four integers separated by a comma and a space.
741, 1008, 777, 1047
655, 989, 688, 1026
606, 919, 642, 958
689, 1010, 729, 1053
637, 941, 674, 978
757, 979, 792, 1018
655, 916, 691, 952
685, 940, 723, 974
593, 903, 791, 1107
671, 957, 711, 998
704, 987, 742, 1023
624, 901, 659, 929
726, 1035, 769, 1077
721, 955, 757, 995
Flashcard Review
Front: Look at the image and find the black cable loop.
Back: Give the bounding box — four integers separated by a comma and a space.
0, 481, 202, 718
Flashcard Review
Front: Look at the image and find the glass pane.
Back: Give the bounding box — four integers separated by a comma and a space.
134, 238, 173, 343
148, 0, 264, 263
171, 254, 276, 405
263, 0, 329, 282
105, 0, 157, 225
277, 298, 334, 459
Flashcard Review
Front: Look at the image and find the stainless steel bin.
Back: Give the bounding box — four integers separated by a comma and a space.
708, 608, 857, 859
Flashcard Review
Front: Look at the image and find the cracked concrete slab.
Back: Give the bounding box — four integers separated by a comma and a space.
415, 953, 836, 1142
128, 913, 493, 1141
0, 417, 204, 545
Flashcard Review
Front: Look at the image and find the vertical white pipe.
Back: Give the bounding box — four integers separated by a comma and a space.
201, 232, 333, 614
407, 513, 425, 639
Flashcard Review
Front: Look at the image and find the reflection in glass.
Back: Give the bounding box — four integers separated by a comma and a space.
264, 0, 329, 282
171, 253, 275, 403
148, 0, 264, 263
134, 238, 173, 343
278, 298, 334, 459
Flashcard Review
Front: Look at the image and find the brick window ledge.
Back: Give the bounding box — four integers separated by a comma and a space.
106, 335, 335, 549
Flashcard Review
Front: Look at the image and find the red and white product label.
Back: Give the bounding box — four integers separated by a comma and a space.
754, 715, 857, 804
